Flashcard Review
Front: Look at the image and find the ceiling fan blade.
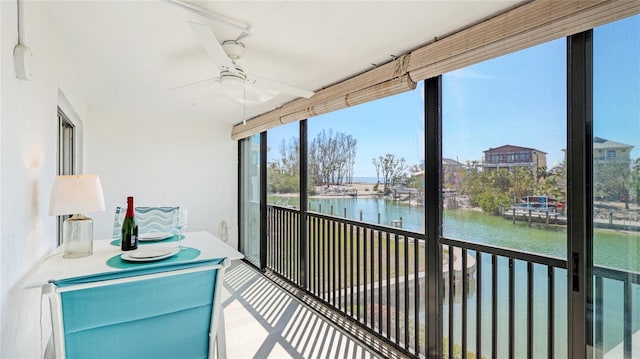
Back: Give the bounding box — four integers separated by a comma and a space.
170, 77, 218, 91
223, 83, 277, 105
247, 73, 314, 99
188, 21, 235, 71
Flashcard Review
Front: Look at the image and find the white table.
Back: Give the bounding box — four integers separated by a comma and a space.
24, 231, 243, 289
24, 231, 242, 359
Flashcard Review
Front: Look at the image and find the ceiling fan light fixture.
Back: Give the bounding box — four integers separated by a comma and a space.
222, 40, 245, 60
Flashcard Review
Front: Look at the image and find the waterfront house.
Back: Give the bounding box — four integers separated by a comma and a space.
2, 1, 639, 358
482, 144, 547, 178
593, 137, 635, 201
593, 136, 634, 165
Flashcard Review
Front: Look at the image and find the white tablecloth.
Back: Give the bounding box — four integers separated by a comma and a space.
23, 231, 243, 289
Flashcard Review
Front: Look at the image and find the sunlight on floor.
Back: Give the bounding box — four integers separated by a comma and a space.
222, 262, 381, 359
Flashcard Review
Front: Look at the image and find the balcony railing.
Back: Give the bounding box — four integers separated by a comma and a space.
265, 204, 640, 358
268, 204, 425, 354
439, 237, 567, 358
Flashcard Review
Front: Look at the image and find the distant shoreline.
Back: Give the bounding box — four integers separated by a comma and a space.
270, 182, 384, 199
311, 182, 382, 199
350, 177, 379, 184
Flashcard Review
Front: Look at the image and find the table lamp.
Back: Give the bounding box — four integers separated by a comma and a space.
49, 175, 105, 258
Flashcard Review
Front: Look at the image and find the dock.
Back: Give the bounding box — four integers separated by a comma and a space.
503, 208, 567, 225
503, 208, 640, 231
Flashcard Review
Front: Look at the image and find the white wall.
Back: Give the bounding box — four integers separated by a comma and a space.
1, 2, 90, 357
84, 110, 238, 246
1, 2, 238, 358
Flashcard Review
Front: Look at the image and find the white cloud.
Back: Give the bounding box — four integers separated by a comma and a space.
446, 67, 497, 80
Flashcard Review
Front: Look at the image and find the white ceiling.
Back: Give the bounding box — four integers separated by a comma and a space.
44, 0, 522, 125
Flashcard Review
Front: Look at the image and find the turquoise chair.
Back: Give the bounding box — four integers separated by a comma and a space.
45, 258, 229, 359
112, 206, 179, 239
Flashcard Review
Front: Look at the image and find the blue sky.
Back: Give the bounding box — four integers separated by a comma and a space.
268, 15, 639, 177
593, 15, 640, 155
443, 37, 567, 168
269, 88, 424, 177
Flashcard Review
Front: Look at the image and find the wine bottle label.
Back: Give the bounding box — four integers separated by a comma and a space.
122, 233, 138, 251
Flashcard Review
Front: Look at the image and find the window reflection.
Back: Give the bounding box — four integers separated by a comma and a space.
593, 14, 640, 358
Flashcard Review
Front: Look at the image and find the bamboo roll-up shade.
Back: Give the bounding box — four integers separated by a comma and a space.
407, 1, 605, 74
231, 74, 416, 140
280, 75, 416, 124
230, 108, 286, 141
409, 0, 640, 81
288, 56, 408, 115
231, 56, 409, 139
231, 56, 411, 140
232, 0, 639, 140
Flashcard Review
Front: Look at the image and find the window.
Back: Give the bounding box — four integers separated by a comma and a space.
517, 151, 531, 162
267, 123, 300, 206
443, 38, 567, 358
593, 14, 639, 357
306, 84, 424, 230
266, 122, 301, 281
57, 109, 75, 175
237, 12, 638, 358
487, 153, 502, 163
239, 135, 261, 267
57, 108, 75, 245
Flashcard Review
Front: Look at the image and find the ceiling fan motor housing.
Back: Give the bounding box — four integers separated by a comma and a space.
220, 67, 246, 88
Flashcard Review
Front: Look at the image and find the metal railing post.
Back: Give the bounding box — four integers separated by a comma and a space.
259, 132, 268, 271
299, 120, 308, 289
424, 76, 443, 358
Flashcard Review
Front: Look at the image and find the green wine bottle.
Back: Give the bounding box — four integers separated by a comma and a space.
121, 196, 138, 251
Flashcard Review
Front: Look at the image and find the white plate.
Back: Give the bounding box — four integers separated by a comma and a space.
138, 232, 173, 242
121, 247, 179, 262
129, 246, 173, 258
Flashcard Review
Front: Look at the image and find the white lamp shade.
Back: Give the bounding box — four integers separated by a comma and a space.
49, 175, 106, 216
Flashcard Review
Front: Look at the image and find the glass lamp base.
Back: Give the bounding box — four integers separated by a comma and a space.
63, 214, 93, 258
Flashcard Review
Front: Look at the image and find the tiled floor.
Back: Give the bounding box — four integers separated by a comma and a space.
221, 262, 382, 359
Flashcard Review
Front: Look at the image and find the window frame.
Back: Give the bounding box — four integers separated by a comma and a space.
56, 108, 76, 245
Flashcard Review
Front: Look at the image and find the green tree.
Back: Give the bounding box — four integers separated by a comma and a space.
269, 132, 357, 194
476, 190, 512, 214
510, 167, 536, 203
632, 158, 640, 204
594, 161, 630, 201
407, 163, 424, 190
460, 167, 536, 214
267, 138, 300, 194
309, 129, 358, 185
372, 158, 381, 185
373, 154, 408, 193
535, 160, 566, 203
459, 167, 484, 207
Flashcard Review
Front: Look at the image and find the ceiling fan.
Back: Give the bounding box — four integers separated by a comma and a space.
184, 21, 315, 102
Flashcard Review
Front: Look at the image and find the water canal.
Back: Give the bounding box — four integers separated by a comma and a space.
272, 196, 640, 356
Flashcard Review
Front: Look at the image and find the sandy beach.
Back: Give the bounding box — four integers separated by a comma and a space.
311, 182, 380, 198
